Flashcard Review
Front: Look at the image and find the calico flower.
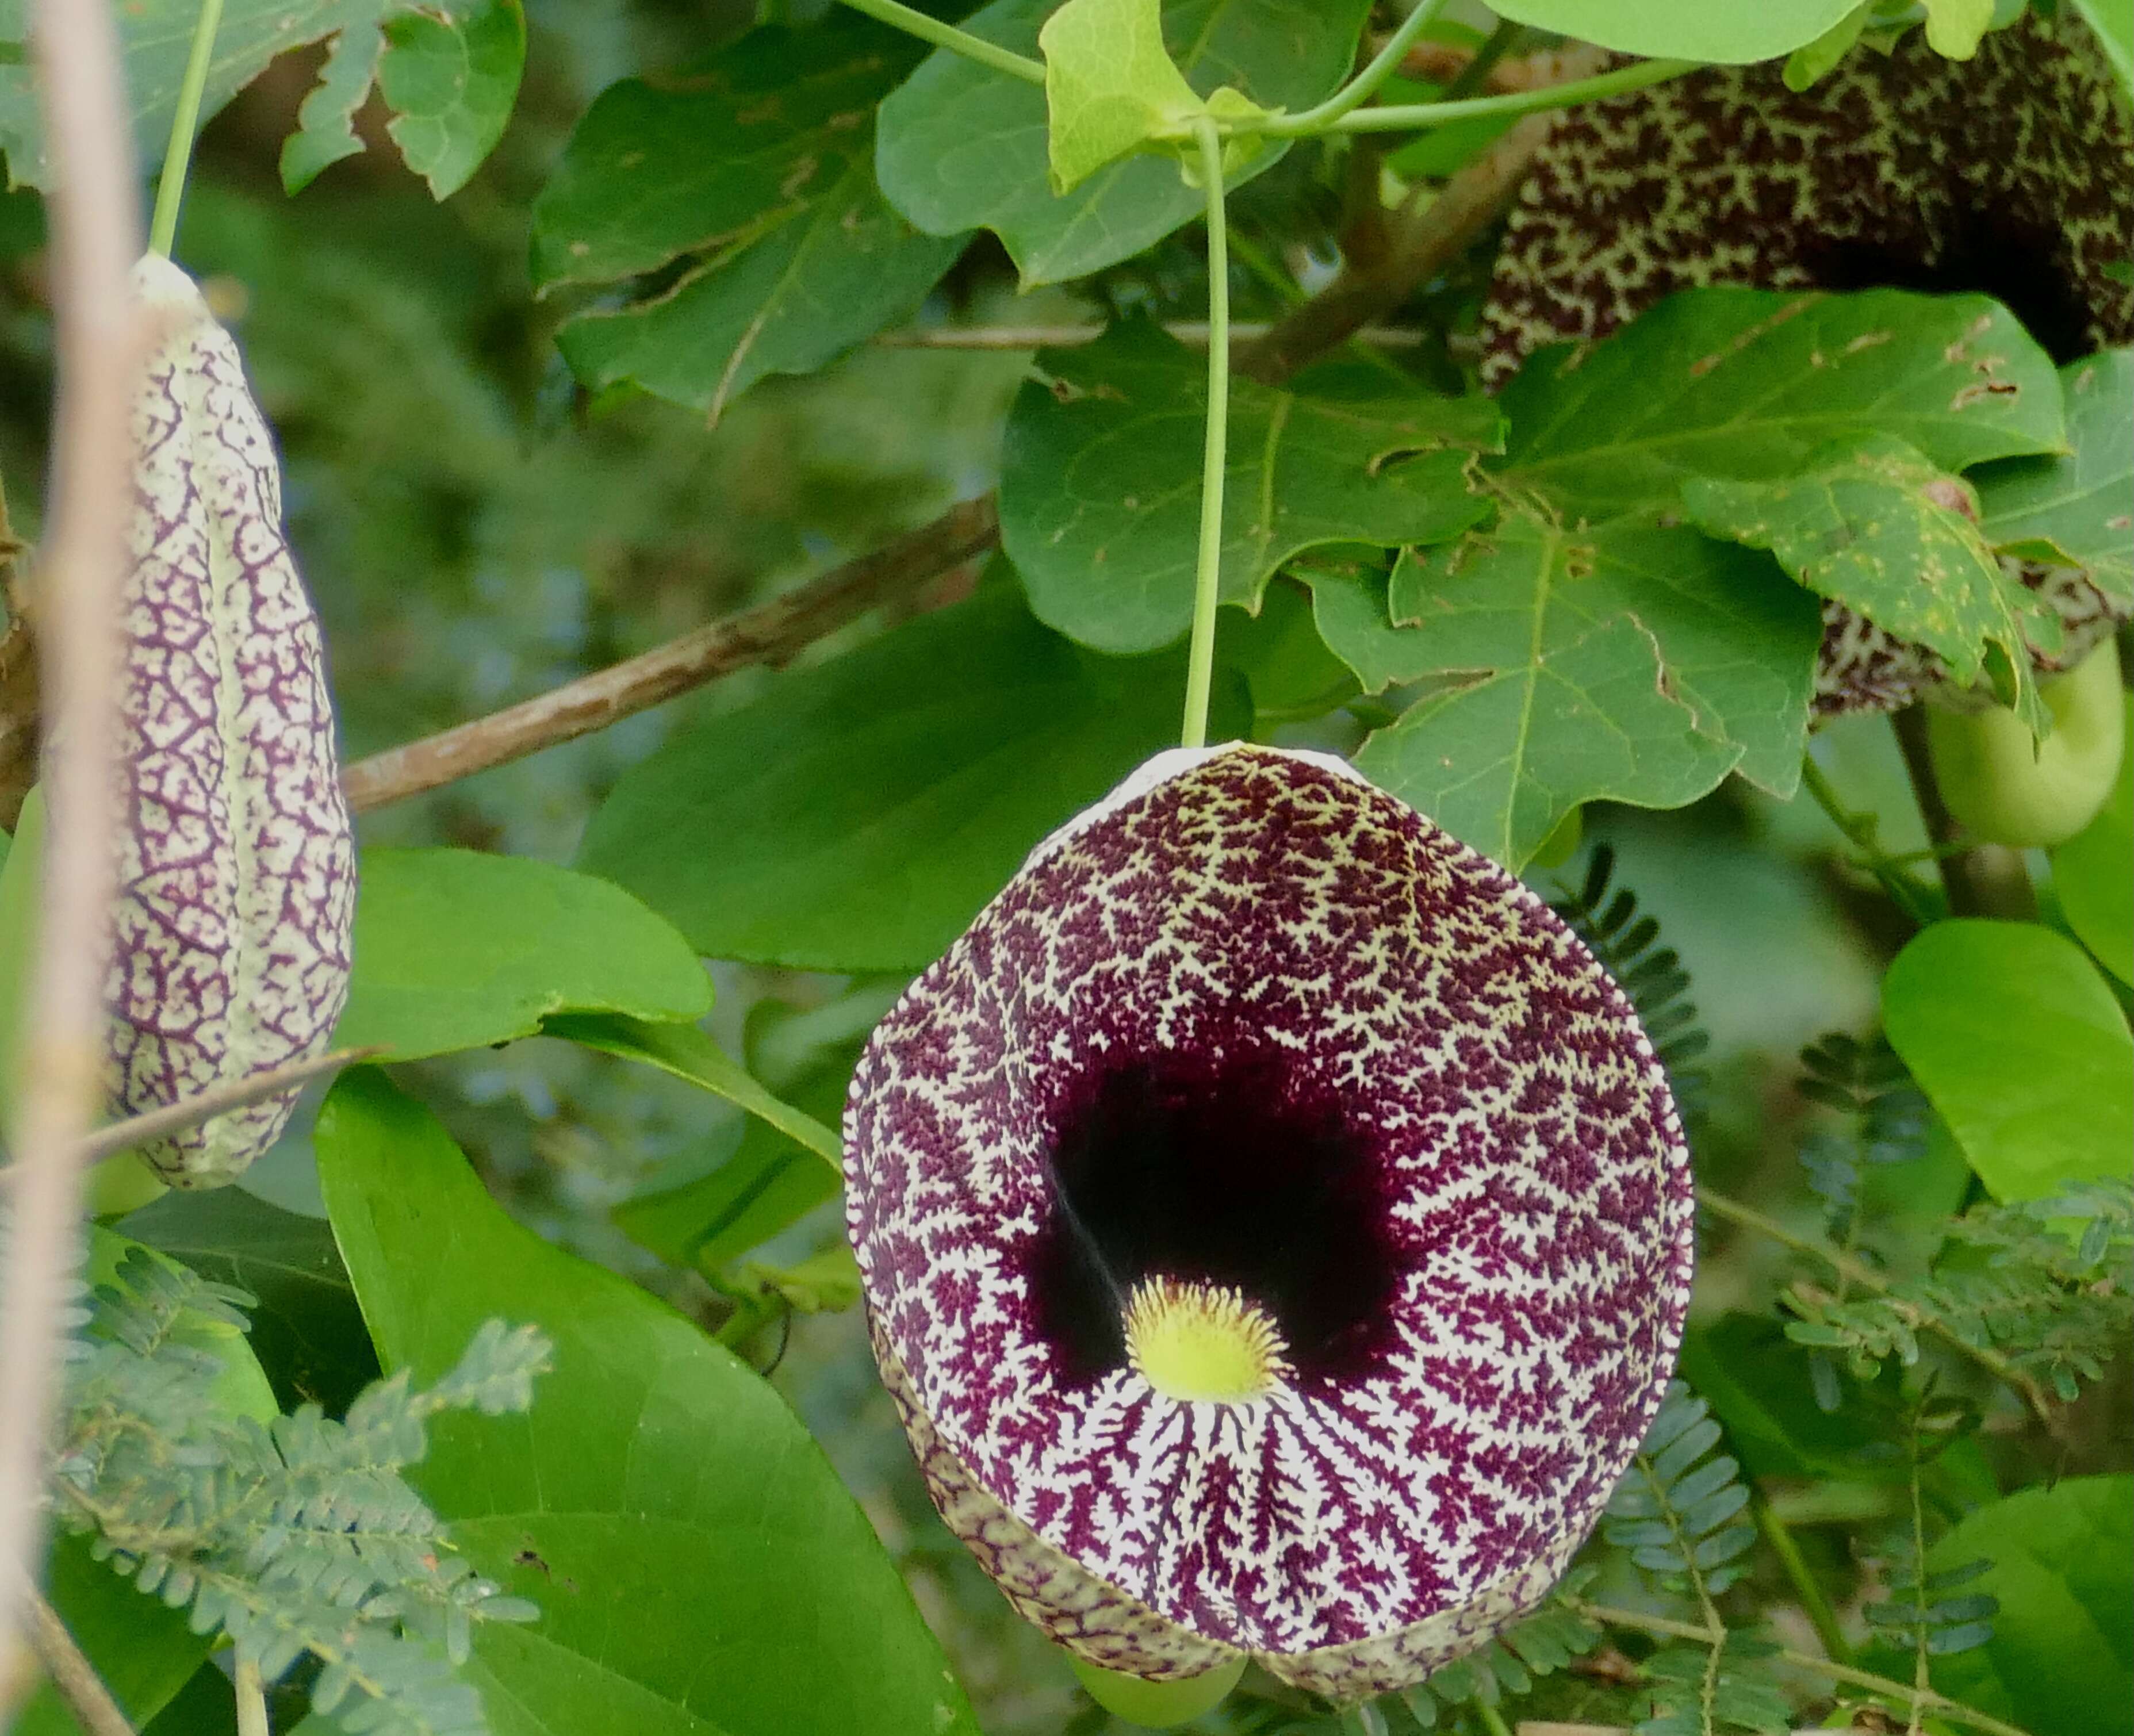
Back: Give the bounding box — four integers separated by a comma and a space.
1479, 10, 2134, 716
844, 744, 1694, 1702
107, 256, 357, 1184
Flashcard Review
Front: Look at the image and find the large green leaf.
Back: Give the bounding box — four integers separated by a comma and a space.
998, 324, 1500, 653
1684, 432, 2035, 701
1882, 919, 2134, 1202
120, 1186, 380, 1414
2051, 695, 2134, 987
0, 0, 521, 198
1872, 1477, 2134, 1736
875, 0, 1370, 285
315, 1070, 980, 1736
1975, 349, 2134, 608
1498, 288, 2066, 521
1039, 0, 1206, 191
331, 848, 712, 1061
1290, 286, 2061, 868
1488, 0, 1860, 62
535, 21, 962, 419
1307, 511, 1821, 865
2070, 0, 2134, 97
543, 1013, 838, 1169
576, 582, 1250, 971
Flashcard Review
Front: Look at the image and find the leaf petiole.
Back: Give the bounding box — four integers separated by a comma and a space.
1179, 113, 1229, 750
148, 0, 226, 257
1256, 52, 1698, 136
833, 0, 1047, 85
1265, 0, 1454, 135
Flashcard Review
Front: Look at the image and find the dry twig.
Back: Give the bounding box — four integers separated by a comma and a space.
24, 1585, 136, 1736
342, 495, 1000, 813
0, 0, 142, 1685
1234, 45, 1607, 384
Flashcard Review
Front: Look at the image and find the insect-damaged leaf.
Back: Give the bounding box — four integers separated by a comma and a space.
999, 324, 1501, 653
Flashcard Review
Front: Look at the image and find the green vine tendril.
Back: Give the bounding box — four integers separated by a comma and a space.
148, 0, 226, 257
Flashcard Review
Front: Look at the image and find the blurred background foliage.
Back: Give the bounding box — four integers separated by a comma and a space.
0, 3, 2125, 1730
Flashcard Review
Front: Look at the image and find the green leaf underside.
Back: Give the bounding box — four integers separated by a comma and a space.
331, 848, 712, 1061
1498, 288, 2066, 520
533, 23, 925, 288
1883, 919, 2134, 1202
2069, 0, 2134, 99
1000, 324, 1501, 653
574, 583, 1250, 972
0, 0, 520, 199
376, 0, 526, 201
315, 1070, 980, 1736
534, 21, 959, 416
1863, 1477, 2134, 1736
1683, 431, 2030, 694
2051, 695, 2134, 987
1975, 349, 2134, 606
120, 1186, 381, 1415
875, 0, 1370, 285
542, 1012, 839, 1169
1040, 0, 1207, 191
1488, 0, 1862, 63
555, 160, 962, 419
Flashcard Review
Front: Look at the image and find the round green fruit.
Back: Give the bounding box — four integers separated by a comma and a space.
1928, 642, 2127, 850
1067, 1652, 1246, 1729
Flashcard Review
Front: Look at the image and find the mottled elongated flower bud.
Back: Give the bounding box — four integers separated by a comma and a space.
107, 256, 356, 1184
845, 745, 1693, 1701
1479, 12, 2133, 717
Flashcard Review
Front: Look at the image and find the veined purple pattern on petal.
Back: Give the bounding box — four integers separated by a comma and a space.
1478, 11, 2134, 718
110, 256, 356, 1184
844, 744, 1695, 1701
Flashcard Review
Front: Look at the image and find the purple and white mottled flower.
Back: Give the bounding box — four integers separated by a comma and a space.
108, 256, 356, 1185
844, 744, 1694, 1703
1479, 10, 2133, 718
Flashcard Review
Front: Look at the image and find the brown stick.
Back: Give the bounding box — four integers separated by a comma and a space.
1233, 49, 1604, 386
24, 1586, 137, 1736
0, 0, 141, 1689
1400, 40, 1618, 93
342, 496, 1000, 814
0, 478, 36, 834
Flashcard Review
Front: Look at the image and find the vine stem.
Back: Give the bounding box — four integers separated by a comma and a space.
24, 1585, 136, 1736
1566, 1600, 2037, 1736
1273, 0, 1453, 133
1749, 1487, 1855, 1667
1179, 115, 1229, 752
147, 0, 225, 258
0, 0, 141, 1676
1796, 752, 1937, 923
1694, 1186, 2063, 1434
1259, 55, 1696, 136
833, 0, 1046, 84
234, 1658, 269, 1736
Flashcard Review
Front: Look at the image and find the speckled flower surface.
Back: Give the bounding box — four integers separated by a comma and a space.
845, 745, 1695, 1699
110, 256, 357, 1183
1479, 12, 2134, 717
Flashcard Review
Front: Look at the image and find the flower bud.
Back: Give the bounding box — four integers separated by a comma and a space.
106, 256, 356, 1184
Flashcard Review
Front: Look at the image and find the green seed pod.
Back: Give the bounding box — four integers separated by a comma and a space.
106, 256, 357, 1185
1928, 641, 2127, 849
